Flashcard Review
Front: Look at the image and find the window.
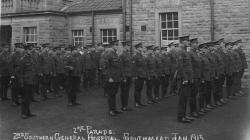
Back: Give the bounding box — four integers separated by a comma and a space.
72, 30, 84, 47
23, 27, 37, 44
160, 12, 179, 46
101, 29, 117, 44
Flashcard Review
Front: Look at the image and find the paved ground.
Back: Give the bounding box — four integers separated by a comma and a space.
0, 86, 250, 140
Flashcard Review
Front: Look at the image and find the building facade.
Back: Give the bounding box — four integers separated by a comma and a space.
1, 0, 250, 83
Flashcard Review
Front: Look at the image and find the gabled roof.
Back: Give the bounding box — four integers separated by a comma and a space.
62, 0, 122, 13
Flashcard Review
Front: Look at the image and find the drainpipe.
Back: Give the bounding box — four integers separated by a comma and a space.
210, 0, 215, 41
92, 10, 95, 46
122, 0, 127, 41
129, 0, 133, 53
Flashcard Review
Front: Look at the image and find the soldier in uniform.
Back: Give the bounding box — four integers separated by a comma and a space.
153, 47, 163, 101
119, 41, 133, 111
160, 47, 171, 99
100, 42, 122, 116
187, 38, 202, 118
64, 47, 81, 106
177, 36, 194, 123
133, 43, 147, 107
145, 45, 158, 104
19, 45, 36, 119
0, 44, 11, 101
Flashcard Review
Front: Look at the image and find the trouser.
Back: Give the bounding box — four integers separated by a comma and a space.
52, 73, 64, 95
134, 77, 145, 104
232, 72, 241, 94
205, 81, 212, 106
40, 74, 51, 98
10, 78, 21, 104
66, 76, 79, 104
160, 74, 170, 98
120, 77, 132, 108
199, 81, 207, 109
0, 76, 9, 99
190, 79, 200, 113
214, 75, 225, 102
177, 81, 191, 118
21, 85, 33, 115
153, 76, 161, 99
226, 74, 233, 97
169, 73, 177, 95
106, 82, 120, 111
146, 77, 153, 101
33, 74, 40, 94
83, 69, 96, 88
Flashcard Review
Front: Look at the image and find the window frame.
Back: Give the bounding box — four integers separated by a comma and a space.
160, 12, 179, 46
23, 26, 37, 44
72, 30, 84, 47
101, 29, 117, 44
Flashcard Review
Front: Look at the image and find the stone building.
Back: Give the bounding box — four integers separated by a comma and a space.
1, 0, 250, 82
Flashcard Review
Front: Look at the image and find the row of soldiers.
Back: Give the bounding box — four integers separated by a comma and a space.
99, 37, 247, 123
0, 37, 247, 122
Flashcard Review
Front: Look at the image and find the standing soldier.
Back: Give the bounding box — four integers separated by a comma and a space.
187, 38, 202, 118
153, 47, 163, 101
177, 36, 194, 123
0, 44, 11, 101
120, 41, 133, 111
160, 47, 171, 99
145, 45, 157, 104
64, 47, 81, 106
100, 45, 122, 116
19, 45, 36, 119
133, 43, 147, 107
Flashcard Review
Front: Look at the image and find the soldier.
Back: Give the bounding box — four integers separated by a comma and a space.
234, 40, 248, 95
133, 43, 147, 107
19, 45, 36, 119
9, 43, 25, 106
153, 46, 163, 101
187, 38, 202, 118
64, 47, 81, 106
198, 43, 212, 114
119, 41, 133, 111
0, 44, 11, 101
145, 45, 157, 104
177, 36, 194, 123
160, 47, 171, 99
100, 44, 122, 116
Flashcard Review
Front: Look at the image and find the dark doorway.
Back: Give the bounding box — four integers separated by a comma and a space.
0, 25, 12, 47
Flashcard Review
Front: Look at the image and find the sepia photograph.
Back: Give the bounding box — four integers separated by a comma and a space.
0, 0, 249, 140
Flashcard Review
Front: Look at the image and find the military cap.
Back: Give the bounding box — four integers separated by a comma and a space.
65, 46, 73, 51
34, 46, 42, 50
198, 43, 207, 49
53, 46, 62, 51
14, 43, 25, 48
86, 44, 93, 48
153, 46, 160, 51
234, 39, 242, 44
134, 43, 143, 48
145, 45, 154, 50
168, 42, 175, 47
97, 43, 102, 46
161, 47, 168, 50
179, 36, 190, 42
190, 38, 198, 44
225, 42, 232, 47
109, 40, 119, 45
41, 43, 49, 48
23, 44, 33, 50
102, 43, 111, 48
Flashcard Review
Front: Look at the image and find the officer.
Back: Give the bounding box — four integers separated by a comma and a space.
187, 38, 202, 118
0, 44, 11, 101
177, 36, 194, 123
64, 46, 81, 106
133, 43, 147, 107
119, 41, 133, 111
19, 45, 36, 119
100, 42, 123, 116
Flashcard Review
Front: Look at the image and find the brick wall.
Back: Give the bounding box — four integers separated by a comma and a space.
68, 13, 123, 45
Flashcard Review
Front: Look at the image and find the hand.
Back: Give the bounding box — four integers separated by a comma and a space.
123, 79, 127, 82
108, 78, 114, 83
201, 80, 205, 83
182, 80, 188, 85
11, 76, 15, 79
